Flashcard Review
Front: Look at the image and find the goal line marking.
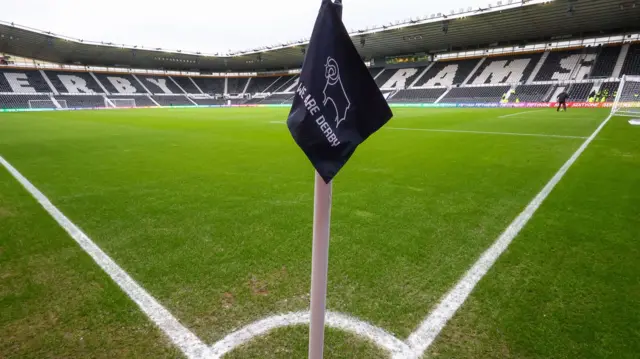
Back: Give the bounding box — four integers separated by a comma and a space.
0, 156, 213, 359
498, 109, 547, 118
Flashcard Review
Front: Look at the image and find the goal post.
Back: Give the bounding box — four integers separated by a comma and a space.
110, 98, 137, 108
611, 75, 640, 121
56, 100, 68, 109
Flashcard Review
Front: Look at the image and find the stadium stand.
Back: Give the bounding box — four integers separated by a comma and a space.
227, 77, 250, 94
590, 45, 621, 78
512, 84, 556, 102
192, 77, 225, 95
620, 43, 640, 76
107, 94, 157, 107
377, 66, 429, 89
566, 82, 594, 102
599, 81, 620, 101
0, 69, 53, 93
93, 73, 149, 94
171, 76, 202, 94
271, 76, 299, 93
45, 70, 105, 94
413, 58, 481, 88
244, 76, 280, 94
440, 86, 510, 103
151, 95, 194, 106
54, 94, 105, 108
137, 75, 184, 94
388, 88, 447, 103
534, 48, 597, 82
0, 94, 52, 108
468, 53, 542, 85
190, 98, 226, 106
259, 93, 294, 104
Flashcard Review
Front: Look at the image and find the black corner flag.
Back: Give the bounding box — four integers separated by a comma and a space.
287, 0, 393, 183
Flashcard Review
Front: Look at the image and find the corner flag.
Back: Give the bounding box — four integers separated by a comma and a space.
287, 0, 393, 183
285, 1, 393, 358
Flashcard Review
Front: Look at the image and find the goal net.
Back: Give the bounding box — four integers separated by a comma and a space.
611, 75, 640, 122
110, 98, 137, 108
28, 99, 56, 109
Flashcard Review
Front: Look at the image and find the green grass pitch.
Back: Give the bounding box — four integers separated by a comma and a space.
0, 107, 638, 358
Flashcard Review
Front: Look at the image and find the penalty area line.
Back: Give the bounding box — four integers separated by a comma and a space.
404, 113, 614, 357
0, 156, 213, 359
498, 109, 548, 118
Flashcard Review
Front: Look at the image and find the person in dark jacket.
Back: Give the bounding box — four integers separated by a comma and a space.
557, 91, 569, 112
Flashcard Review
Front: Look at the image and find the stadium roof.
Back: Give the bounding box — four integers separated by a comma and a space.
1, 0, 639, 72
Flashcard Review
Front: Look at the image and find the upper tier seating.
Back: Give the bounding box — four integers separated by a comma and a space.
468, 53, 542, 85
93, 73, 148, 94
137, 75, 184, 94
271, 76, 299, 93
171, 76, 202, 94
620, 43, 640, 76
534, 48, 598, 82
45, 71, 105, 94
245, 77, 280, 94
440, 86, 510, 103
227, 78, 250, 94
0, 70, 52, 93
413, 58, 481, 88
590, 45, 621, 78
192, 77, 225, 95
376, 66, 429, 89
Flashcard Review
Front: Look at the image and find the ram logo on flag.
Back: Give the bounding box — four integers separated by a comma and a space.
323, 57, 351, 128
286, 0, 393, 183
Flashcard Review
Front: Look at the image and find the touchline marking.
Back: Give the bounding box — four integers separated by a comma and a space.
385, 127, 587, 139
0, 156, 213, 359
498, 109, 547, 118
269, 121, 586, 139
404, 113, 614, 356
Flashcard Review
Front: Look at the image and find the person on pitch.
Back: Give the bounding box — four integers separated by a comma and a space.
557, 90, 569, 112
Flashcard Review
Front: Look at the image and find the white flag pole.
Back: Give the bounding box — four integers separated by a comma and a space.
308, 171, 332, 359
308, 2, 341, 358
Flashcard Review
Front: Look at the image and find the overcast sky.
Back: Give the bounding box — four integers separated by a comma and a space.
3, 0, 487, 54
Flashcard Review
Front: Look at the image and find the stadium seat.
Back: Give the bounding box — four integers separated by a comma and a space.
534, 48, 598, 82
468, 53, 542, 85
151, 95, 195, 106
440, 86, 510, 103
171, 76, 203, 94
413, 58, 481, 88
566, 83, 594, 102
244, 76, 282, 94
192, 77, 225, 95
620, 44, 640, 76
512, 84, 555, 102
0, 69, 53, 93
54, 94, 105, 108
591, 45, 621, 78
45, 71, 105, 94
377, 66, 429, 89
226, 77, 250, 94
93, 73, 148, 94
388, 88, 447, 103
136, 75, 184, 94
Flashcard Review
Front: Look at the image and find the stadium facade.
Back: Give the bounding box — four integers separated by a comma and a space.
1, 0, 639, 111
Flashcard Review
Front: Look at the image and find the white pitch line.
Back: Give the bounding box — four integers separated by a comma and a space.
269, 121, 586, 140
210, 311, 413, 358
0, 156, 214, 359
404, 113, 614, 357
498, 109, 548, 118
385, 127, 587, 140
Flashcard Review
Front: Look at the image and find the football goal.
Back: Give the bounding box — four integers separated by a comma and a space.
28, 99, 68, 109
109, 98, 137, 108
611, 75, 640, 124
